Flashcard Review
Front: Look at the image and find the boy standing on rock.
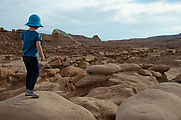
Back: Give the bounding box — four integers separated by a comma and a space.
21, 14, 45, 98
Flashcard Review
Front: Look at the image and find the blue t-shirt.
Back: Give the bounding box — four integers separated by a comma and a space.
20, 30, 42, 57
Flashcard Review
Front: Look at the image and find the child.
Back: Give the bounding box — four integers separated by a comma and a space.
21, 14, 45, 98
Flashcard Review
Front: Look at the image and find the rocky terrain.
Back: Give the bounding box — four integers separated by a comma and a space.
0, 27, 181, 120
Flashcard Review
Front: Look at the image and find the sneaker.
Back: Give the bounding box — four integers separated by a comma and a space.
29, 90, 39, 98
25, 89, 31, 96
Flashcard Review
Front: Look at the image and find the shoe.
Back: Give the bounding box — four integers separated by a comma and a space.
29, 90, 39, 98
25, 89, 31, 96
25, 90, 39, 98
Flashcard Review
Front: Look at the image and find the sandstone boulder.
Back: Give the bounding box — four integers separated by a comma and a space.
87, 71, 158, 105
172, 74, 181, 83
116, 82, 181, 120
71, 73, 87, 83
10, 72, 26, 88
136, 69, 152, 76
148, 65, 170, 73
79, 61, 90, 68
85, 63, 120, 75
74, 74, 108, 88
60, 66, 86, 77
107, 71, 158, 92
49, 73, 62, 82
85, 55, 96, 62
140, 63, 153, 69
151, 71, 162, 79
63, 58, 75, 67
35, 82, 61, 91
70, 97, 118, 120
47, 59, 62, 68
0, 86, 6, 93
87, 85, 134, 105
44, 68, 60, 77
0, 91, 96, 120
119, 64, 141, 72
104, 63, 121, 71
156, 73, 168, 83
0, 67, 14, 79
0, 87, 25, 101
0, 68, 25, 90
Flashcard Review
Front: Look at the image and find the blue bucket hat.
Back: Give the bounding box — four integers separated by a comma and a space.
25, 14, 43, 27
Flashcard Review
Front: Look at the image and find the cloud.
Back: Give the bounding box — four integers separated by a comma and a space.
1, 0, 181, 40
2, 0, 181, 24
170, 26, 181, 31
57, 0, 101, 10
37, 0, 181, 24
98, 0, 181, 24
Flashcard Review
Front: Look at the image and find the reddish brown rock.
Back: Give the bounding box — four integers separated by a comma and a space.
79, 61, 90, 68
85, 55, 96, 62
70, 97, 118, 120
71, 34, 102, 46
157, 73, 168, 83
47, 59, 62, 68
63, 58, 75, 67
148, 65, 170, 73
141, 63, 153, 69
43, 68, 60, 77
173, 74, 181, 83
71, 73, 87, 83
35, 82, 61, 91
0, 91, 96, 120
0, 87, 25, 101
116, 82, 181, 120
60, 66, 86, 77
87, 85, 135, 105
87, 71, 158, 105
109, 72, 158, 92
137, 69, 152, 76
119, 64, 142, 72
85, 63, 120, 75
74, 74, 108, 88
51, 29, 76, 46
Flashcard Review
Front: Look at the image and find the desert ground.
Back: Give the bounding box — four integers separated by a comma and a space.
0, 27, 181, 120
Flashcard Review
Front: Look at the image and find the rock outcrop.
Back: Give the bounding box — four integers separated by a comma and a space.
51, 29, 76, 46
0, 91, 96, 120
70, 97, 118, 120
116, 82, 181, 120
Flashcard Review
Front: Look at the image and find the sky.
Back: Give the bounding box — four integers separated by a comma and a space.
1, 0, 181, 41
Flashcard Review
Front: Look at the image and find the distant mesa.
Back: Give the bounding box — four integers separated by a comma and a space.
52, 29, 72, 39
51, 29, 75, 46
1, 26, 181, 48
0, 27, 102, 47
50, 28, 102, 46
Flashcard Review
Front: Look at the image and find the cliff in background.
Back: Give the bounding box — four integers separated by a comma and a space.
103, 33, 181, 49
0, 27, 102, 55
1, 26, 181, 56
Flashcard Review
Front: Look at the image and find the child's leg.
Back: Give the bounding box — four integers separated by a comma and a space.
28, 57, 39, 91
23, 56, 33, 90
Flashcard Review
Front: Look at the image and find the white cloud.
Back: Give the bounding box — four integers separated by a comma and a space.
171, 26, 181, 31
37, 0, 181, 24
3, 0, 180, 24
1, 0, 181, 39
98, 0, 181, 24
57, 0, 101, 10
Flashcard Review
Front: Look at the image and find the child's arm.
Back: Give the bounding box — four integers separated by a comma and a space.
21, 40, 24, 46
36, 41, 45, 61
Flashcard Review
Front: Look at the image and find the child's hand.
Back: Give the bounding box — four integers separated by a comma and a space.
41, 57, 45, 61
